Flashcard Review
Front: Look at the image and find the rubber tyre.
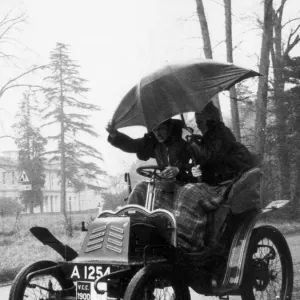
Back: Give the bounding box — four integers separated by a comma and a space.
124, 263, 190, 300
9, 260, 75, 300
240, 226, 293, 300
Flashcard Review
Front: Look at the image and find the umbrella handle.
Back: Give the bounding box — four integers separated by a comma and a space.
180, 114, 194, 134
186, 133, 202, 182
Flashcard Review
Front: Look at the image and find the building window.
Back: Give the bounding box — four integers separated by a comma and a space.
2, 172, 6, 185
54, 195, 58, 212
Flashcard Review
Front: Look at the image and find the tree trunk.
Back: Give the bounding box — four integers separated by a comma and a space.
58, 48, 73, 236
272, 43, 290, 198
254, 0, 273, 157
291, 102, 300, 218
59, 49, 66, 215
195, 0, 221, 113
224, 0, 241, 141
254, 0, 273, 207
270, 3, 300, 200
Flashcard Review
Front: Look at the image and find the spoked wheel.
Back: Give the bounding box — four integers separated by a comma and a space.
9, 260, 75, 300
240, 226, 293, 300
124, 264, 190, 300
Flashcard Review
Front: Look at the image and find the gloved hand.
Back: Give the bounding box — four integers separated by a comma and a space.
106, 121, 117, 138
191, 165, 202, 177
161, 166, 180, 179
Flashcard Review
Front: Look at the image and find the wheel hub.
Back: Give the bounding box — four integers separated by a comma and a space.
252, 259, 270, 291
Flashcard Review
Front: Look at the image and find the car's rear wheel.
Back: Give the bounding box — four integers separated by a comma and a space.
240, 226, 293, 300
124, 263, 190, 300
9, 260, 75, 300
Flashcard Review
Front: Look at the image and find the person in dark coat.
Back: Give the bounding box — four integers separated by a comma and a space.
191, 102, 255, 185
174, 102, 256, 252
106, 119, 192, 207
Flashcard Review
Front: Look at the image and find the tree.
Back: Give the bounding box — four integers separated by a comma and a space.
252, 0, 274, 206
42, 43, 104, 234
270, 0, 300, 199
13, 90, 46, 213
0, 11, 26, 66
0, 11, 46, 100
236, 83, 256, 148
102, 191, 127, 211
223, 0, 241, 141
283, 56, 300, 218
194, 0, 221, 113
102, 173, 127, 211
0, 197, 22, 232
254, 0, 273, 159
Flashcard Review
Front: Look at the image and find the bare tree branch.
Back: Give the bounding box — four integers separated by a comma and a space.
233, 41, 243, 51
0, 12, 27, 70
289, 24, 300, 39
0, 11, 26, 27
0, 84, 45, 96
212, 39, 226, 50
0, 17, 25, 40
282, 17, 300, 29
274, 0, 287, 19
284, 25, 300, 57
0, 65, 48, 98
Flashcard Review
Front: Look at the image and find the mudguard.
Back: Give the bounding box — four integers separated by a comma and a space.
30, 226, 78, 261
214, 200, 290, 295
74, 217, 131, 265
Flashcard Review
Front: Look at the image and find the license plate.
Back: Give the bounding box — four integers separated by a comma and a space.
76, 281, 107, 300
70, 264, 111, 281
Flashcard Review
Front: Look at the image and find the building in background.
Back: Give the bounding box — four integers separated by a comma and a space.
0, 151, 104, 213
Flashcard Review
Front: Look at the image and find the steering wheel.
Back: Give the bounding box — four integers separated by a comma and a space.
136, 165, 163, 179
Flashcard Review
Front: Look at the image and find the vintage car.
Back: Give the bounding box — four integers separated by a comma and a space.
9, 165, 294, 300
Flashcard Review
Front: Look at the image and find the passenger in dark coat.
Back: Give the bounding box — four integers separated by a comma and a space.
192, 103, 255, 185
107, 119, 192, 206
174, 102, 256, 252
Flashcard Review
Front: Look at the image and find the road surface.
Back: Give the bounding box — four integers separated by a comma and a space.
1, 233, 299, 300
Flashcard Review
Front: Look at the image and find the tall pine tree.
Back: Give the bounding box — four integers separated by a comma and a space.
13, 90, 46, 213
43, 43, 104, 219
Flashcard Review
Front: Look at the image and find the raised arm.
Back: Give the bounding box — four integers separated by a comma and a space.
107, 122, 156, 159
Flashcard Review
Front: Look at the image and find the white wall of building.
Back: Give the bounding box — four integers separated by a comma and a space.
0, 154, 104, 213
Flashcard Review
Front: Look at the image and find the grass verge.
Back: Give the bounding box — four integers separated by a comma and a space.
0, 211, 97, 284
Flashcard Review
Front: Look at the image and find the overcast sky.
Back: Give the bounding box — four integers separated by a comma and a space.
0, 0, 299, 176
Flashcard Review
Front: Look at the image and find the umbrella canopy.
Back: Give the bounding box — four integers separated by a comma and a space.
112, 59, 260, 131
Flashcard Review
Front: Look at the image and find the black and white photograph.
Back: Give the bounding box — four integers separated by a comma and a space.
0, 0, 299, 299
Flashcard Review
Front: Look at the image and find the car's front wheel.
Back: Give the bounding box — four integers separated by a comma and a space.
124, 263, 190, 300
9, 260, 75, 300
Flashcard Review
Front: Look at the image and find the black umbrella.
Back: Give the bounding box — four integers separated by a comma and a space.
112, 59, 260, 131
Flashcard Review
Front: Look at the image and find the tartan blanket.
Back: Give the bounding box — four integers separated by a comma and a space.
173, 183, 226, 252
128, 180, 226, 252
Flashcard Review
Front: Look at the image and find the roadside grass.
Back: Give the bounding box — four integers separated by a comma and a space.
0, 211, 299, 288
0, 210, 98, 284
257, 217, 300, 235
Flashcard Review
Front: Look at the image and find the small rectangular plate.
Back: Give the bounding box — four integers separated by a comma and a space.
76, 281, 107, 300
